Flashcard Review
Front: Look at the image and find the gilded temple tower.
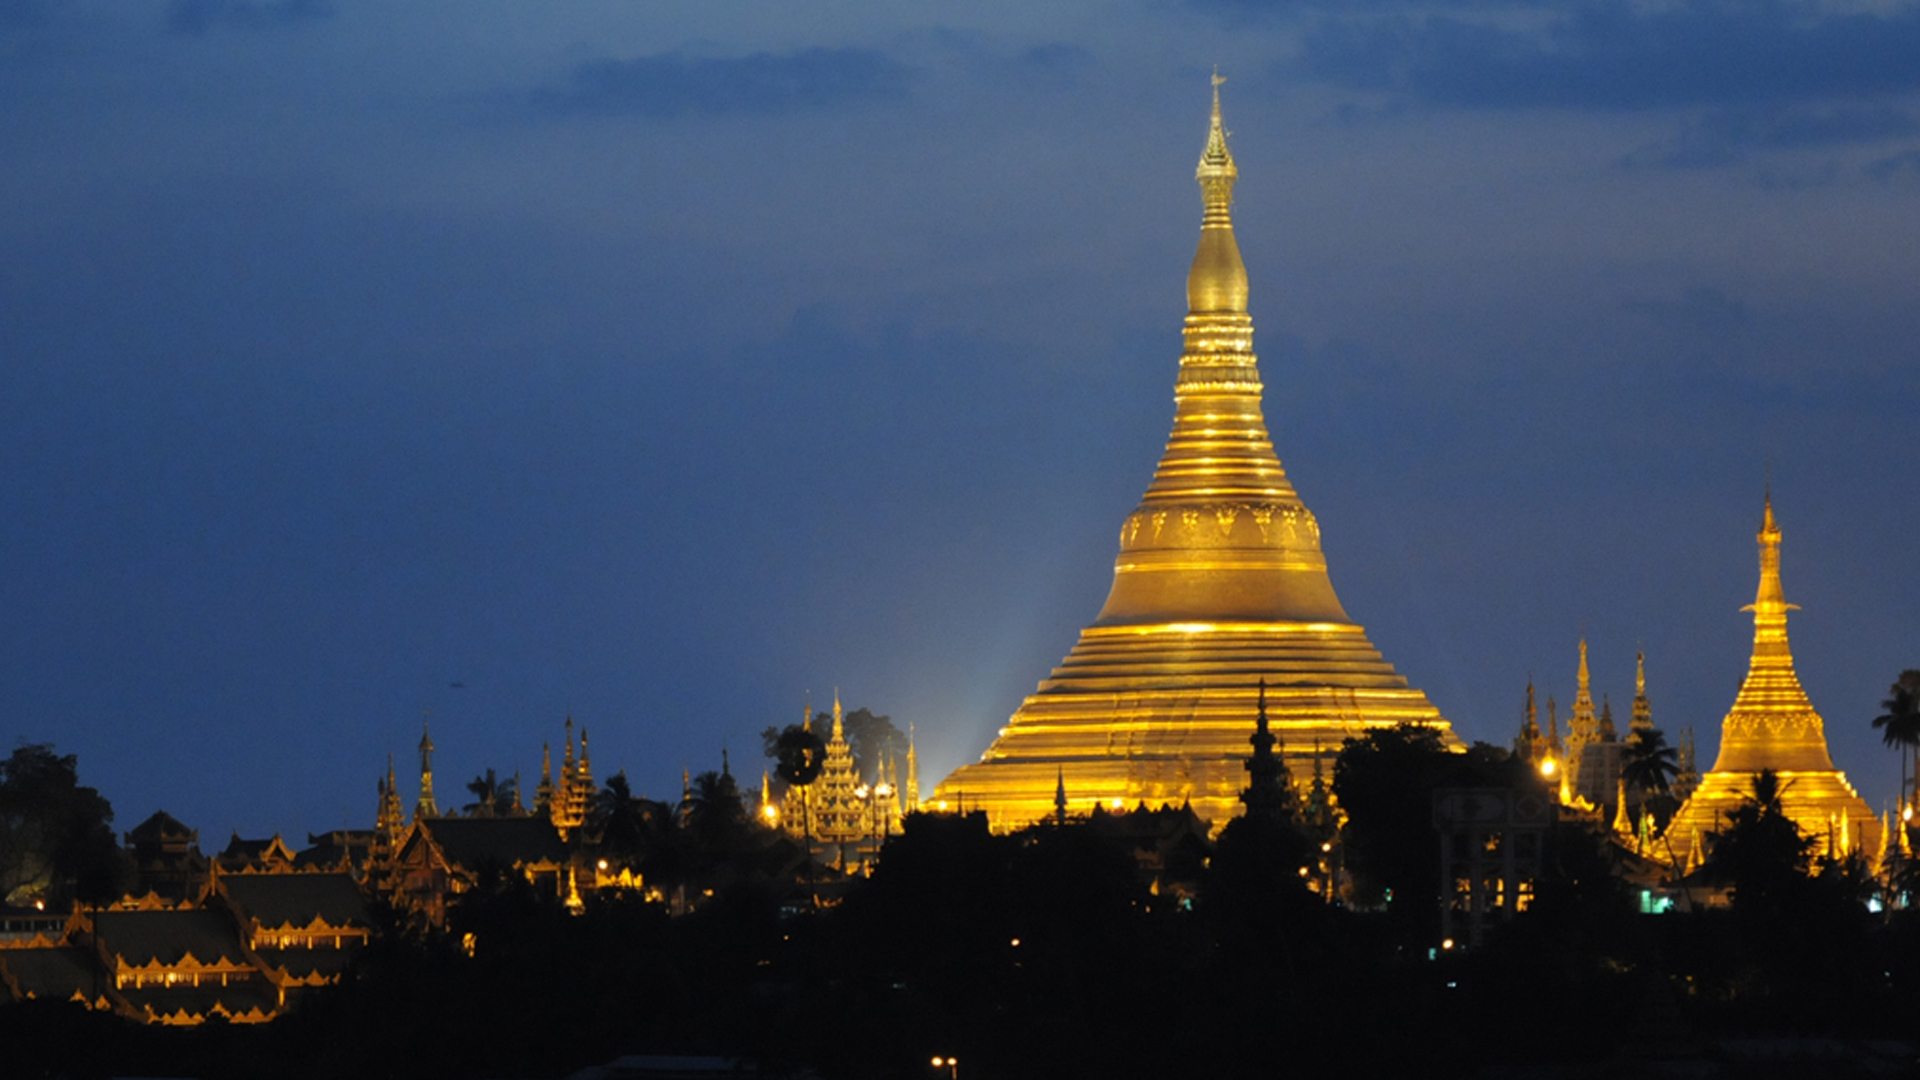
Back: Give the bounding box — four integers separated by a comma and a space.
415, 721, 438, 820
932, 82, 1459, 830
1664, 495, 1878, 866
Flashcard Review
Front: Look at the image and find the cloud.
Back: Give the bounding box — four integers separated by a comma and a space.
164, 0, 331, 35
1623, 104, 1918, 169
924, 30, 1096, 91
1865, 147, 1920, 180
531, 47, 913, 118
1298, 0, 1920, 111
1622, 286, 1750, 336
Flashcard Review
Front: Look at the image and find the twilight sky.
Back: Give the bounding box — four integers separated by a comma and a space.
3, 0, 1917, 840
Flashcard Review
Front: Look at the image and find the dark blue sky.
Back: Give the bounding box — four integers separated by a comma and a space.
3, 1, 1916, 839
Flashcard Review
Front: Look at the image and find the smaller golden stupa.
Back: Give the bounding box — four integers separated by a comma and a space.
1664, 494, 1880, 867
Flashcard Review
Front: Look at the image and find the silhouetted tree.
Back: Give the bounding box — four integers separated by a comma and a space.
0, 743, 125, 907
840, 707, 902, 782
1621, 728, 1678, 796
1874, 669, 1920, 805
463, 769, 518, 817
1333, 724, 1454, 914
1705, 769, 1812, 910
682, 770, 749, 852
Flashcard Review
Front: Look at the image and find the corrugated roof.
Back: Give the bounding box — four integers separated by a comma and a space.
422, 816, 568, 869
0, 947, 97, 1001
94, 909, 247, 968
220, 873, 368, 931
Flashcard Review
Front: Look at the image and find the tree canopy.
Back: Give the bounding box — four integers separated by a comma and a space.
0, 743, 124, 907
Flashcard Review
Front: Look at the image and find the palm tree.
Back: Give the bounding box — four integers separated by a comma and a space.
464, 769, 518, 817
1872, 670, 1920, 807
681, 769, 748, 850
1621, 728, 1679, 795
1705, 768, 1812, 907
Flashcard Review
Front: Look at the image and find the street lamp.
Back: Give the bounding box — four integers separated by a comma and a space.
931, 1056, 958, 1078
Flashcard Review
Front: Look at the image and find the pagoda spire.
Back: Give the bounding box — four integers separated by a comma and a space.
415, 719, 438, 820
927, 79, 1458, 830
1664, 491, 1878, 866
1055, 767, 1068, 827
1240, 679, 1292, 824
905, 724, 920, 812
1731, 490, 1813, 719
1632, 650, 1653, 734
535, 743, 554, 815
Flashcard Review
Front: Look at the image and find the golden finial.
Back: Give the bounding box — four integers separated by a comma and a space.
1197, 69, 1237, 188
1745, 489, 1796, 619
1189, 71, 1247, 315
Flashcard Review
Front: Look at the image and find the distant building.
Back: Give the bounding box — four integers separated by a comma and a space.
1664, 496, 1881, 868
125, 811, 208, 903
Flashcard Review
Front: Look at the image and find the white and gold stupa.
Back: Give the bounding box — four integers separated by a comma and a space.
933, 82, 1459, 831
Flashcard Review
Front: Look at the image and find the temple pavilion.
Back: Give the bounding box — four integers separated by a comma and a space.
934, 82, 1460, 831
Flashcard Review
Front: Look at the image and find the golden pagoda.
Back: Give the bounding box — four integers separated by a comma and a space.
932, 80, 1459, 831
1664, 495, 1880, 867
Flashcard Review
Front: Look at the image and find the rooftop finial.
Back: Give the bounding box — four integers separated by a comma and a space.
1189, 71, 1247, 315
1198, 69, 1236, 185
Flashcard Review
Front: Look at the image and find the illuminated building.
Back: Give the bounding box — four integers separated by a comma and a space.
1663, 495, 1880, 867
1632, 651, 1653, 737
1563, 640, 1599, 795
414, 721, 438, 820
543, 717, 598, 840
933, 81, 1459, 830
781, 694, 901, 863
389, 816, 570, 927
126, 811, 209, 903
1514, 681, 1549, 769
812, 693, 863, 846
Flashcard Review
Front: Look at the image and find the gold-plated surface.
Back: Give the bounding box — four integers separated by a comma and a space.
1665, 498, 1879, 866
932, 83, 1459, 832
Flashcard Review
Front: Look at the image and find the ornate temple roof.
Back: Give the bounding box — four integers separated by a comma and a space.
218, 872, 369, 933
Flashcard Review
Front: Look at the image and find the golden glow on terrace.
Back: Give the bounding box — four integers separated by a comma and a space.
932, 80, 1458, 831
1665, 495, 1880, 865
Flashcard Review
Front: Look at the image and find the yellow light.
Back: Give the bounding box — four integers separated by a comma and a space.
762, 804, 779, 821
1010, 938, 1021, 947
932, 1057, 944, 1067
1320, 842, 1332, 853
1298, 866, 1309, 876
1110, 798, 1124, 810
1906, 806, 1914, 822
597, 859, 609, 871
1441, 938, 1455, 950
936, 801, 949, 810
1540, 759, 1556, 777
